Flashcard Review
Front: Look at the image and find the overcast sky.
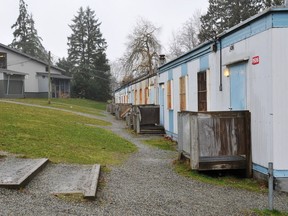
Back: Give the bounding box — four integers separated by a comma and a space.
0, 0, 208, 62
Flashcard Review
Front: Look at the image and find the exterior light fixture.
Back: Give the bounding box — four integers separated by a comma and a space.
224, 67, 230, 77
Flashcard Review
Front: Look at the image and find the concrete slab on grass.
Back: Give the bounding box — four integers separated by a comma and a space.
0, 157, 48, 188
83, 164, 101, 199
40, 163, 101, 199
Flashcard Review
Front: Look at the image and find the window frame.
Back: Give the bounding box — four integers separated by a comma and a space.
197, 71, 207, 112
0, 52, 7, 69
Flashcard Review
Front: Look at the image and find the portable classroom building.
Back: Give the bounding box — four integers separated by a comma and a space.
115, 74, 159, 106
155, 7, 288, 192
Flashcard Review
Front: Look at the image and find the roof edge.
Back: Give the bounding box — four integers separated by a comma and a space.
0, 43, 66, 73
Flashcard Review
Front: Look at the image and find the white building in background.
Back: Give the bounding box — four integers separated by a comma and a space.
0, 43, 71, 98
115, 7, 288, 192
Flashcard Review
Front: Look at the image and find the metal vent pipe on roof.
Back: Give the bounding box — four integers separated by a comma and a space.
159, 55, 166, 66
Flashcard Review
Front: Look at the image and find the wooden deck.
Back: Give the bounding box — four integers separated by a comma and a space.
199, 155, 246, 171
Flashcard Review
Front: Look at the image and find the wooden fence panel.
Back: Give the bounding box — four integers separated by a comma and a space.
178, 111, 251, 177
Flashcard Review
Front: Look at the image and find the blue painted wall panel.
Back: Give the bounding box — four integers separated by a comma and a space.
222, 26, 250, 48
181, 63, 188, 76
149, 88, 154, 104
159, 86, 164, 125
159, 46, 211, 73
200, 54, 209, 71
168, 70, 173, 80
131, 90, 134, 103
251, 16, 271, 34
129, 92, 132, 103
222, 15, 273, 48
273, 13, 288, 27
253, 163, 288, 178
169, 110, 174, 133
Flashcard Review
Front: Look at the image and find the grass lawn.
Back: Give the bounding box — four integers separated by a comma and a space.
174, 160, 268, 193
250, 209, 288, 216
143, 137, 177, 151
0, 101, 137, 165
10, 98, 106, 116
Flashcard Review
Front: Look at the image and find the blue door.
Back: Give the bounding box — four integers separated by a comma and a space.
150, 88, 154, 104
159, 84, 164, 125
230, 63, 246, 110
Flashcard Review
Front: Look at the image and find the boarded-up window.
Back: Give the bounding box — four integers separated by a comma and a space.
145, 87, 149, 104
134, 90, 137, 104
139, 89, 143, 104
179, 76, 186, 111
167, 80, 172, 109
198, 72, 207, 111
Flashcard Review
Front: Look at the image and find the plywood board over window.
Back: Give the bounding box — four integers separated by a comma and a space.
198, 71, 207, 111
145, 87, 149, 104
167, 81, 171, 109
179, 76, 186, 111
167, 80, 173, 109
139, 88, 143, 104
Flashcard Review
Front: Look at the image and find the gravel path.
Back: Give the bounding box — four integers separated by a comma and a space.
0, 101, 288, 215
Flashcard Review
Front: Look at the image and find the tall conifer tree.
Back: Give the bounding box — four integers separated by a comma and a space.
10, 0, 48, 61
198, 0, 284, 43
68, 7, 111, 101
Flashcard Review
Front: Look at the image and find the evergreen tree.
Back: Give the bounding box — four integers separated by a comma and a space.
198, 0, 283, 43
68, 7, 111, 101
10, 0, 48, 61
264, 0, 284, 7
198, 0, 226, 42
56, 57, 73, 76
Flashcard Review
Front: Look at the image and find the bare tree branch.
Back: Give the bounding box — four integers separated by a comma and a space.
168, 10, 202, 59
122, 17, 162, 78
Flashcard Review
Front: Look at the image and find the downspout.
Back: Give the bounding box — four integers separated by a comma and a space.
219, 38, 223, 91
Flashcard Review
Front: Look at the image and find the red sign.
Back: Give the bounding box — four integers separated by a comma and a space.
252, 56, 260, 65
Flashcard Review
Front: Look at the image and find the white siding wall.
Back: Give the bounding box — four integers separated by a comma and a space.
217, 30, 274, 168
7, 52, 42, 92
172, 67, 181, 135
38, 76, 48, 92
187, 60, 199, 111
209, 51, 229, 111
272, 28, 288, 170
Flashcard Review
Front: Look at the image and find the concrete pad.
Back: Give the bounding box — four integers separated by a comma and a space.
83, 164, 101, 199
0, 157, 48, 188
39, 163, 101, 199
